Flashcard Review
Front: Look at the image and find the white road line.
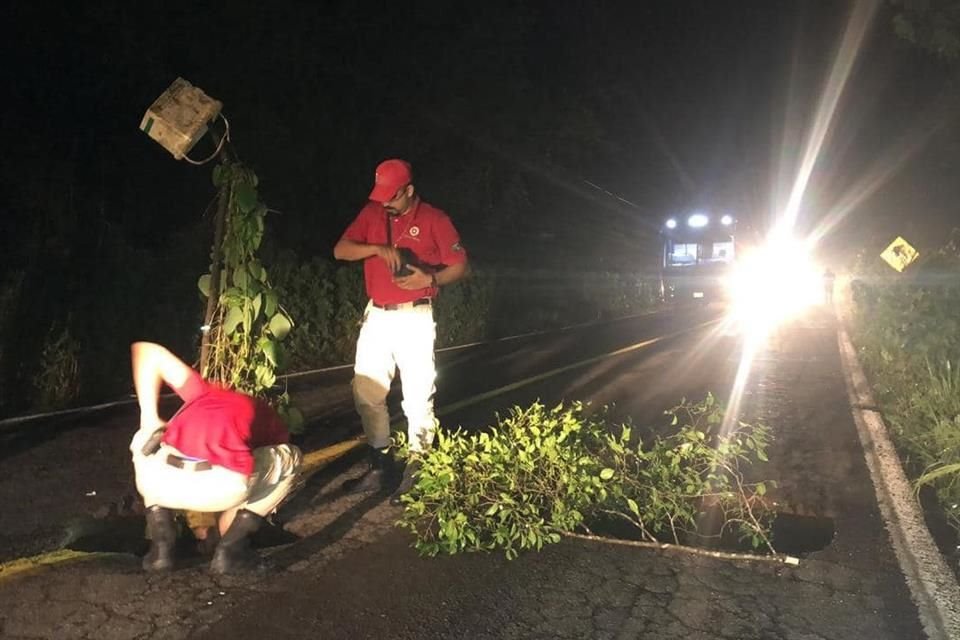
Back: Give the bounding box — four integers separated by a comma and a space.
437, 335, 665, 417
838, 326, 960, 640
0, 317, 694, 578
0, 310, 667, 429
430, 319, 715, 419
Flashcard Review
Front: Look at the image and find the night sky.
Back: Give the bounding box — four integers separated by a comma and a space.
2, 1, 958, 271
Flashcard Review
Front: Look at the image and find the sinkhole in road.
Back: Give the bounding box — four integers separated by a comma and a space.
585, 508, 835, 557
63, 514, 298, 557
770, 511, 836, 555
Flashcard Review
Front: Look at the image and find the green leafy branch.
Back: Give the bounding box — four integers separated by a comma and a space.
587, 394, 775, 554
395, 395, 775, 560
199, 161, 302, 431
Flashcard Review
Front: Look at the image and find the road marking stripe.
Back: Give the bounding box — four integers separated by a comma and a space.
297, 322, 706, 455
838, 326, 960, 639
384, 320, 714, 429
437, 322, 713, 417
0, 442, 367, 585
0, 319, 706, 582
0, 549, 116, 584
300, 437, 366, 475
438, 336, 665, 416
0, 310, 667, 428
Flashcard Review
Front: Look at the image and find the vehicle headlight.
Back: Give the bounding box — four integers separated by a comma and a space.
726, 237, 821, 334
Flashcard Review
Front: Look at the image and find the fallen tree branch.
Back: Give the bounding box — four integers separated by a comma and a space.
561, 531, 800, 566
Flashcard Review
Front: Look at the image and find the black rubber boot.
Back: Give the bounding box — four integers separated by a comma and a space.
389, 458, 422, 506
143, 506, 177, 571
341, 447, 399, 494
210, 510, 266, 574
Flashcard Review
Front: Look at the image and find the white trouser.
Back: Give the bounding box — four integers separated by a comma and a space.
352, 301, 438, 452
130, 431, 301, 517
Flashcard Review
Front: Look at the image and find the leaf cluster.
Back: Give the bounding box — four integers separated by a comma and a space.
396, 395, 775, 559
596, 394, 775, 552
201, 162, 301, 431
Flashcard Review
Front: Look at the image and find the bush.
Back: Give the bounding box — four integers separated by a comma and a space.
270, 252, 365, 369
31, 319, 81, 410
908, 362, 960, 530
484, 267, 661, 337
272, 257, 657, 369
395, 395, 775, 559
0, 270, 24, 411
433, 266, 495, 347
850, 231, 960, 531
0, 226, 204, 416
0, 246, 658, 415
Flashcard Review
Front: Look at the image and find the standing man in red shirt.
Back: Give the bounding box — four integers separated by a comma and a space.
334, 159, 469, 501
129, 342, 301, 573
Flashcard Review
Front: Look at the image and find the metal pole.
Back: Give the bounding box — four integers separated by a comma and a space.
198, 122, 234, 375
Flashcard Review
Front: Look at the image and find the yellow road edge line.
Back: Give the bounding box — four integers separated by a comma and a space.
0, 549, 116, 584
300, 437, 366, 476
0, 440, 368, 586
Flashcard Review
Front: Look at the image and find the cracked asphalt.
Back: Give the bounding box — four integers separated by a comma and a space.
0, 308, 932, 639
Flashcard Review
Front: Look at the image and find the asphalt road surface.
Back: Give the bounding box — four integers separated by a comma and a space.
0, 305, 936, 639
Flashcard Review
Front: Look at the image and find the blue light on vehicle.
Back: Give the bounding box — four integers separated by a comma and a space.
688, 213, 709, 228
665, 218, 677, 229
721, 215, 733, 226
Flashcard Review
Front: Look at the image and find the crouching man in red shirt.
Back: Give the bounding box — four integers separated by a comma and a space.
129, 342, 302, 574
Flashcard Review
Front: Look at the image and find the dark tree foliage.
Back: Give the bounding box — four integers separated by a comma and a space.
0, 1, 840, 413
891, 0, 960, 61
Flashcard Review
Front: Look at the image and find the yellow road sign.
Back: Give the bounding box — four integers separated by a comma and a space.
880, 236, 918, 272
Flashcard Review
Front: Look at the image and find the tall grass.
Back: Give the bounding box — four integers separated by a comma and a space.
850, 232, 960, 531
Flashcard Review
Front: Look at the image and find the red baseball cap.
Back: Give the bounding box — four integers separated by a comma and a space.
368, 159, 412, 203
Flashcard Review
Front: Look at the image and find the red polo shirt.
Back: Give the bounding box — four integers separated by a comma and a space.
161, 370, 289, 475
340, 198, 467, 305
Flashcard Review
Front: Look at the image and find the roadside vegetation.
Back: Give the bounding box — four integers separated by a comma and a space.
198, 161, 302, 430
0, 250, 659, 417
395, 395, 776, 559
849, 231, 960, 533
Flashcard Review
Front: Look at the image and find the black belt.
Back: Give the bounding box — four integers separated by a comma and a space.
166, 454, 212, 471
372, 298, 432, 311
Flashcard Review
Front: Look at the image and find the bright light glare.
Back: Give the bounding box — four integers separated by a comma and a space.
721, 215, 733, 226
688, 213, 709, 228
665, 218, 677, 229
726, 236, 821, 335
712, 1, 879, 442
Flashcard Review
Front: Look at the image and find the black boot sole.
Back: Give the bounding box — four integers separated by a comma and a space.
210, 552, 273, 575
341, 471, 390, 494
